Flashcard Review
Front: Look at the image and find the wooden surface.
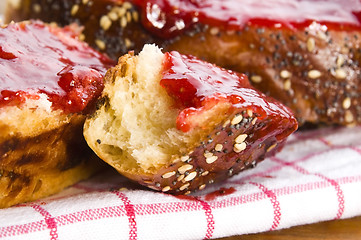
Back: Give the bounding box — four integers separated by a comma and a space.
219, 216, 361, 240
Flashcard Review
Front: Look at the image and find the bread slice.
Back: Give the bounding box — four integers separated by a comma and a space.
84, 45, 297, 194
0, 21, 113, 208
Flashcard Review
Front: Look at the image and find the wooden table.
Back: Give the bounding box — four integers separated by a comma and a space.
220, 216, 361, 240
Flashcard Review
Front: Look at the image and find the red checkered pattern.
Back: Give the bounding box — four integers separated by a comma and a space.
1, 126, 361, 239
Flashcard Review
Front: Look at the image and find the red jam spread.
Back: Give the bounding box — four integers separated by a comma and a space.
160, 51, 297, 135
0, 21, 114, 113
132, 0, 361, 38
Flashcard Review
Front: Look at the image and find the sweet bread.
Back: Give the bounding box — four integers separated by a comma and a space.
83, 45, 297, 194
0, 20, 114, 208
7, 0, 361, 126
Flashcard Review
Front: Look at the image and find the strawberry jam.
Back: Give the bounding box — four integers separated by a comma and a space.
161, 51, 297, 136
0, 21, 114, 113
132, 0, 361, 38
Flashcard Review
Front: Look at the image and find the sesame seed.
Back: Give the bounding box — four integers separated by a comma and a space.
162, 171, 176, 179
342, 97, 351, 109
201, 171, 209, 176
234, 142, 247, 153
251, 117, 258, 125
222, 119, 231, 128
117, 7, 126, 17
123, 2, 132, 9
132, 11, 139, 22
308, 70, 322, 79
95, 39, 106, 50
280, 70, 292, 79
82, 0, 89, 4
100, 15, 112, 31
33, 3, 41, 13
231, 114, 243, 125
307, 37, 315, 52
317, 31, 327, 40
204, 152, 213, 158
345, 110, 354, 123
162, 186, 171, 192
125, 38, 132, 48
177, 175, 185, 181
283, 79, 291, 91
206, 155, 218, 164
336, 56, 345, 67
180, 155, 190, 162
335, 69, 347, 79
108, 11, 119, 21
184, 172, 197, 181
215, 144, 223, 152
120, 16, 127, 28
267, 143, 277, 152
71, 4, 79, 16
235, 134, 248, 144
178, 164, 193, 174
184, 191, 191, 195
79, 33, 85, 41
179, 183, 190, 191
126, 11, 132, 22
251, 75, 262, 83
247, 109, 253, 117
210, 27, 219, 35
199, 184, 206, 190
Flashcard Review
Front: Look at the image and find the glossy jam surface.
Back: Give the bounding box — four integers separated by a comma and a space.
132, 0, 361, 38
161, 51, 296, 133
0, 21, 114, 113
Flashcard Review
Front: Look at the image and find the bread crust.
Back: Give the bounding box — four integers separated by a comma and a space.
0, 107, 104, 208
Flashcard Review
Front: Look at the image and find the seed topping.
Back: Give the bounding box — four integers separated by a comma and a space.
342, 97, 351, 109
215, 144, 223, 152
308, 70, 322, 79
231, 114, 243, 125
235, 134, 248, 144
162, 186, 171, 192
184, 171, 197, 181
178, 164, 193, 174
162, 171, 176, 179
251, 75, 262, 83
206, 155, 218, 164
179, 183, 190, 191
234, 142, 247, 153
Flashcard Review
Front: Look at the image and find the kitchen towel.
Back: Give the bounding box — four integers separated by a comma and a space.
1, 126, 361, 240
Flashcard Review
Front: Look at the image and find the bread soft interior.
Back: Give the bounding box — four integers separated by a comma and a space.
84, 45, 231, 175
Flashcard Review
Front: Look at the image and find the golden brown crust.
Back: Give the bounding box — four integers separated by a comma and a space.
8, 0, 361, 127
0, 106, 105, 208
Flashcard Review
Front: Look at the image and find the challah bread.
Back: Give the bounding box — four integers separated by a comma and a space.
84, 45, 297, 194
0, 21, 114, 208
7, 0, 361, 126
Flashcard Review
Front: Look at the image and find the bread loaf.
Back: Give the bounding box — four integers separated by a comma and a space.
0, 20, 114, 208
83, 45, 297, 194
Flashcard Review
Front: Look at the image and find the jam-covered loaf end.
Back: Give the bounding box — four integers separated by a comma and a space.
84, 45, 297, 194
0, 21, 113, 208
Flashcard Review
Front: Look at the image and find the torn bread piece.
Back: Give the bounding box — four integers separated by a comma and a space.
84, 45, 297, 194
